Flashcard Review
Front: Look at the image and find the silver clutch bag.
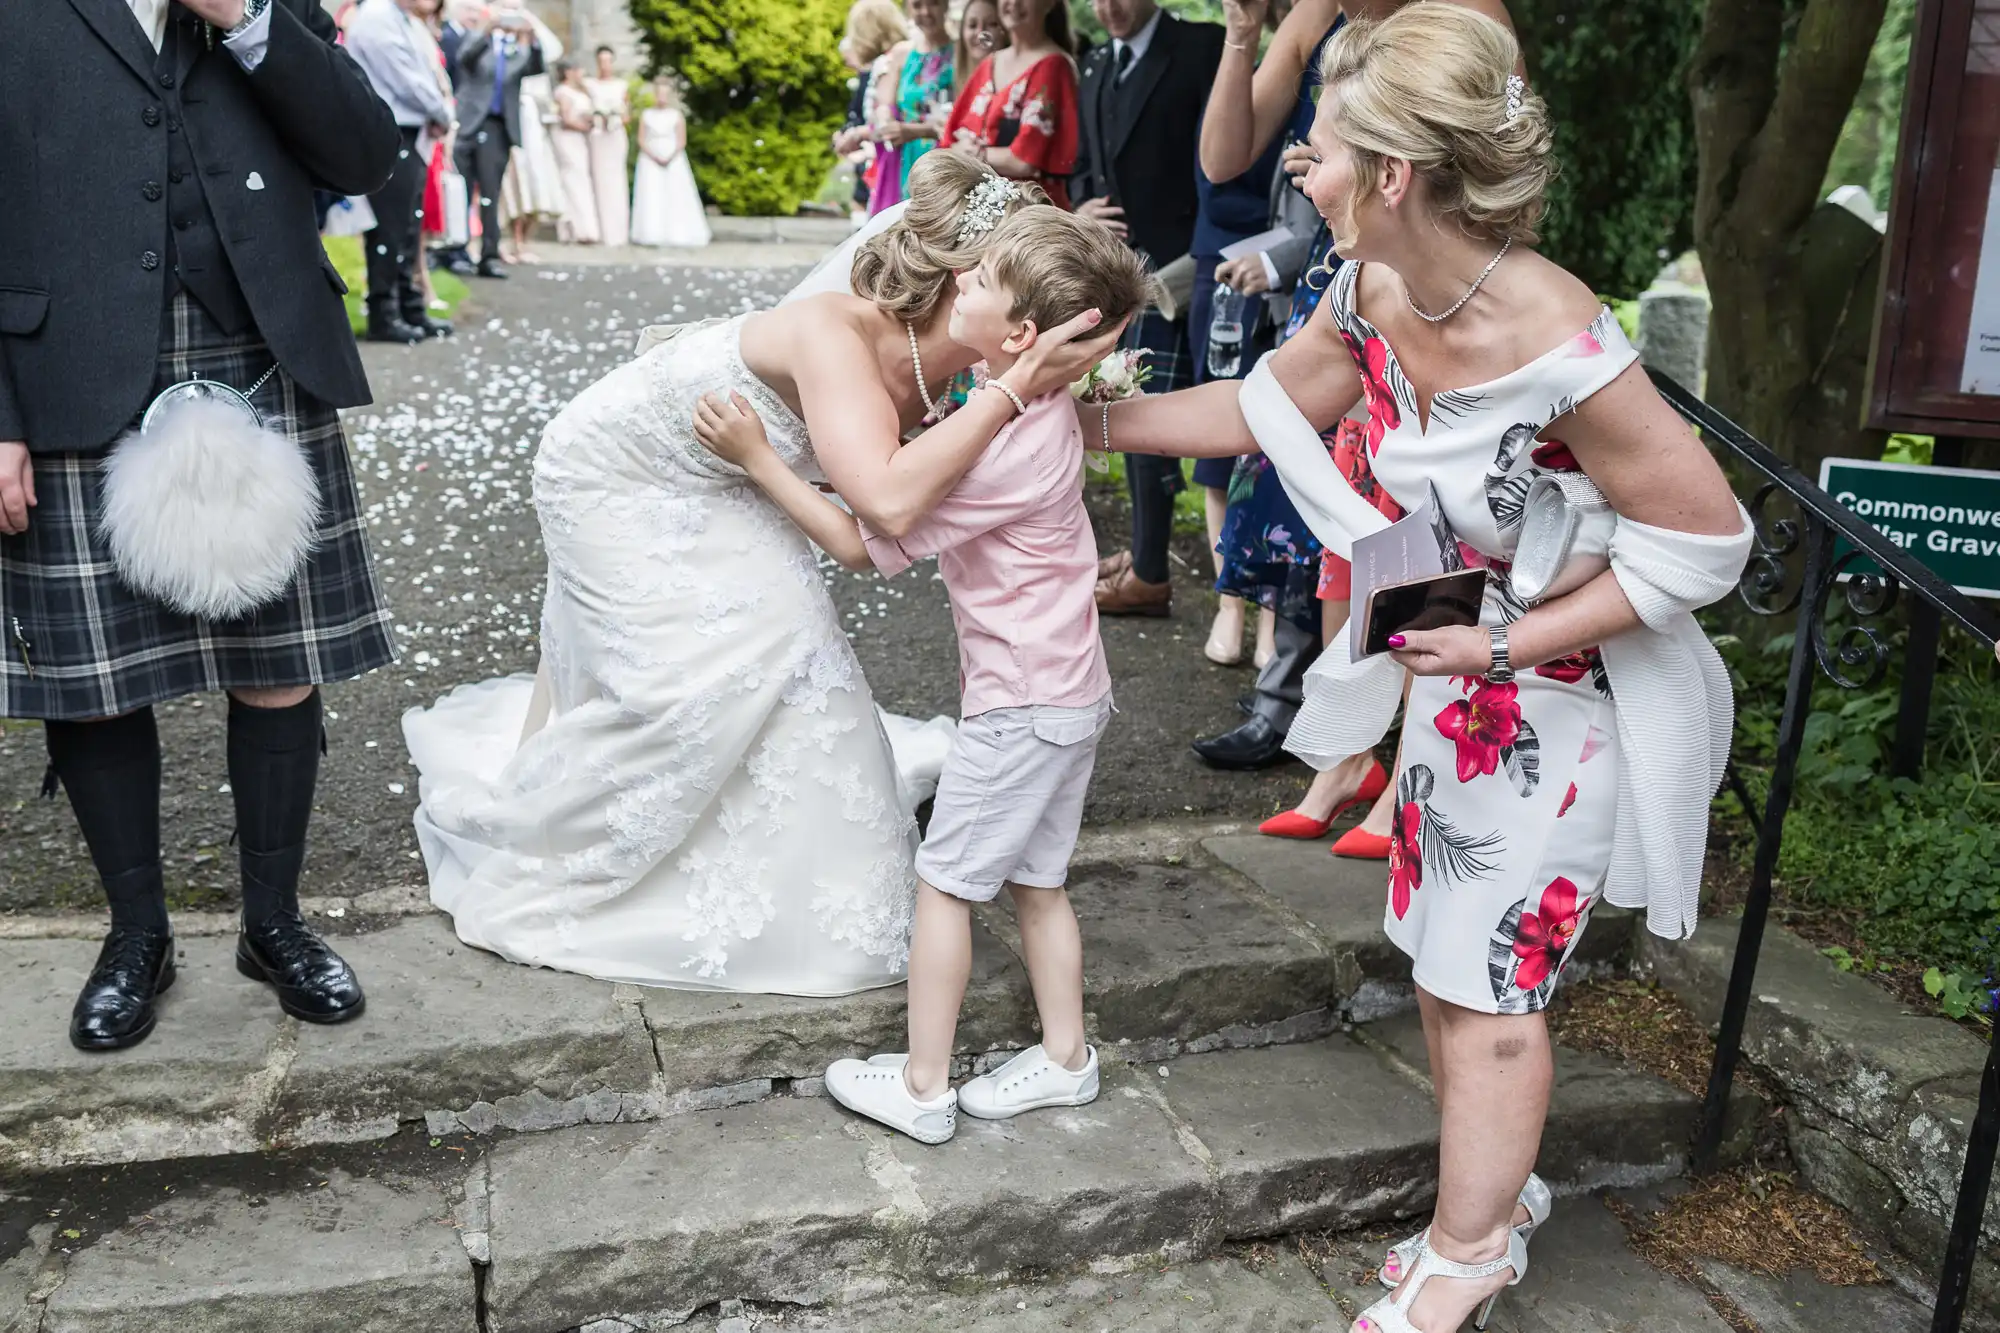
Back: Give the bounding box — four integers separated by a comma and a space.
1511, 471, 1615, 604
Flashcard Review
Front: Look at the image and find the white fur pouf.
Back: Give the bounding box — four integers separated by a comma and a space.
98, 396, 323, 621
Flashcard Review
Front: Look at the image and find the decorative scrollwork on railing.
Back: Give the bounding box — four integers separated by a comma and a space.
1738, 482, 1805, 617
1808, 547, 1899, 690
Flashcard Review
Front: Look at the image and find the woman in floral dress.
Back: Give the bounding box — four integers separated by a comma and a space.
1089, 8, 1749, 1331
942, 0, 1078, 210
866, 0, 956, 214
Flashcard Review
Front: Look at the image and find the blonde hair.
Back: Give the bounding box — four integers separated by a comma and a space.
842, 0, 910, 67
984, 208, 1157, 332
1316, 3, 1553, 246
850, 153, 1050, 323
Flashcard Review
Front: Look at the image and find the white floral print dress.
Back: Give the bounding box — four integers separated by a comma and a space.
403, 316, 919, 995
1324, 263, 1639, 1015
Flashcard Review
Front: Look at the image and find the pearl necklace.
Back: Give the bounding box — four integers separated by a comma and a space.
906, 323, 938, 417
1406, 237, 1512, 324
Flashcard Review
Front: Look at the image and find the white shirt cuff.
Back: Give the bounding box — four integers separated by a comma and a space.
222, 3, 274, 72
1258, 250, 1281, 290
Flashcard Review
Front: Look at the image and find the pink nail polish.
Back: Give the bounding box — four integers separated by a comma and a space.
1387, 634, 1406, 649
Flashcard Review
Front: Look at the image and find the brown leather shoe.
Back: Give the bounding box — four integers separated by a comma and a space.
1095, 567, 1172, 617
1098, 550, 1133, 580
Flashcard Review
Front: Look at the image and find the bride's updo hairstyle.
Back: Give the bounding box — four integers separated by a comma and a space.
850, 153, 1050, 324
1316, 3, 1554, 248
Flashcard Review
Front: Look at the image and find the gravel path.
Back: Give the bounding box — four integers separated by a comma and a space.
0, 259, 1327, 915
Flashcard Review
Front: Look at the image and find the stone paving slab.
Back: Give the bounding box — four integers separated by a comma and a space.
280, 915, 660, 1143
635, 917, 1036, 1101
666, 1251, 1343, 1333
0, 936, 284, 1170
1695, 1259, 1929, 1333
1161, 1036, 1440, 1238
482, 1098, 893, 1332
37, 1168, 473, 1333
1012, 862, 1335, 1055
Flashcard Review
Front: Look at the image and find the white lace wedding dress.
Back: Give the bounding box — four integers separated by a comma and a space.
404, 271, 949, 994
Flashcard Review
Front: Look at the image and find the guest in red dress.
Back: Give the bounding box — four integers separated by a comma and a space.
942, 0, 1077, 210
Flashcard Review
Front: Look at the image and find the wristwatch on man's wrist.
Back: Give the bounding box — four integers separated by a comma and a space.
1484, 626, 1515, 684
228, 0, 270, 38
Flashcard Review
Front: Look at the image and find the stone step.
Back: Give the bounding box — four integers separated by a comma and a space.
7, 1020, 1697, 1333
0, 833, 1637, 1173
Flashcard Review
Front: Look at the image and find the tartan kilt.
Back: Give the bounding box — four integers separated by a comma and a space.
1120, 307, 1193, 497
0, 295, 398, 721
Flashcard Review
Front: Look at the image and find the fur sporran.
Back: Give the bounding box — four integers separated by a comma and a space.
97, 380, 323, 621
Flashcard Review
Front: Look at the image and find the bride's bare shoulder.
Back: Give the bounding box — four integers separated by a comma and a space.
746, 293, 879, 365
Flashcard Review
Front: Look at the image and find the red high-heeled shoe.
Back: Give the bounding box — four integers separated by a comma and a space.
1258, 761, 1390, 839
1330, 826, 1393, 860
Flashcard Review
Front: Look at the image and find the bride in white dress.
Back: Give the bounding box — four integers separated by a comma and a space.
404, 154, 1121, 995
630, 77, 711, 249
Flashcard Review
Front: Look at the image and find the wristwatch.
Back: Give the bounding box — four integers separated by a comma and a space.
1484, 626, 1515, 684
227, 0, 270, 38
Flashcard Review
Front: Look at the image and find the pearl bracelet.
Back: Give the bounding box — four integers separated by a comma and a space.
1101, 401, 1112, 452
987, 379, 1027, 416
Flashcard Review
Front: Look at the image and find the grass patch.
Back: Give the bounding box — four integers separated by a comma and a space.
322, 234, 469, 336
1085, 450, 1215, 539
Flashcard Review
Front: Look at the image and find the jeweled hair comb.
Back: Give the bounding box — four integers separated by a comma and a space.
955, 176, 1019, 246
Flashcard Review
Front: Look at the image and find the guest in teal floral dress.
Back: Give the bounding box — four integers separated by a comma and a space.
867, 0, 955, 214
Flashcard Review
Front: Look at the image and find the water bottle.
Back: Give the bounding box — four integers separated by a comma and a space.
1206, 281, 1245, 380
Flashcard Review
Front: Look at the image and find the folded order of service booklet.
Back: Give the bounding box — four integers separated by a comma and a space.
1348, 482, 1489, 662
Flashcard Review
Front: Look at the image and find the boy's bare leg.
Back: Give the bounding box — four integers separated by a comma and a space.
1008, 882, 1088, 1072
905, 881, 973, 1102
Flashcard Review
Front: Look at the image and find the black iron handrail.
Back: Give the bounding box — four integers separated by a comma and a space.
1648, 369, 2000, 1333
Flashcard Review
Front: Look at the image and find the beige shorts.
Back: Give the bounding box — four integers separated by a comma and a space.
916, 695, 1113, 902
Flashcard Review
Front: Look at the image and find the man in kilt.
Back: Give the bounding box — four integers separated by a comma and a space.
0, 0, 401, 1050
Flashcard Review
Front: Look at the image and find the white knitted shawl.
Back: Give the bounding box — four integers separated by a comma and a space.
1238, 354, 1754, 940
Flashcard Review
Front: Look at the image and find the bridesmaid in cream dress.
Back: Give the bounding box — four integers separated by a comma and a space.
631, 77, 712, 248
498, 17, 566, 263
551, 60, 601, 244
584, 46, 632, 248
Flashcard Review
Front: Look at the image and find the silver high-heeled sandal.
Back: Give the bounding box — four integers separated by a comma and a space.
1353, 1226, 1528, 1333
1379, 1173, 1551, 1290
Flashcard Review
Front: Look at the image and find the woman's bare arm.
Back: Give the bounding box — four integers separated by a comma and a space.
1200, 0, 1338, 182
1090, 299, 1364, 458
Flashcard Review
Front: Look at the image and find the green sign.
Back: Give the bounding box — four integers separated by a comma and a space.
1819, 458, 2000, 598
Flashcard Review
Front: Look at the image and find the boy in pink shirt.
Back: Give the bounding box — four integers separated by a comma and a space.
694, 208, 1153, 1143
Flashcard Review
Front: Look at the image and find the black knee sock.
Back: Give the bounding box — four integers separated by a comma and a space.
227, 691, 323, 928
45, 710, 169, 934
1128, 460, 1174, 586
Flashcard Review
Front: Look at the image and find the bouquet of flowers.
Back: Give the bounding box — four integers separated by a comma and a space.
1070, 348, 1151, 471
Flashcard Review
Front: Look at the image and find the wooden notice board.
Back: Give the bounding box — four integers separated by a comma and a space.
1869, 0, 2000, 439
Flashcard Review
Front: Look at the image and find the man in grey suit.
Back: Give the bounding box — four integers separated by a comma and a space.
453, 5, 542, 277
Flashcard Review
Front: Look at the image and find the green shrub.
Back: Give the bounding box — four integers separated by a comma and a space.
1511, 0, 1703, 299
629, 0, 850, 216
1720, 627, 2000, 1011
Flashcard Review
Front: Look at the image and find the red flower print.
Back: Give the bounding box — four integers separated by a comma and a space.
1388, 801, 1423, 919
1558, 783, 1578, 817
1531, 439, 1581, 472
1511, 876, 1586, 991
1340, 332, 1401, 455
1434, 680, 1523, 783
1535, 653, 1592, 685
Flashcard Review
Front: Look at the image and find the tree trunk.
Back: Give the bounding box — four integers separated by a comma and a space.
1691, 0, 1890, 472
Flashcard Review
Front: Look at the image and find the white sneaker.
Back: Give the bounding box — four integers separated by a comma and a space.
958, 1045, 1099, 1120
825, 1055, 957, 1144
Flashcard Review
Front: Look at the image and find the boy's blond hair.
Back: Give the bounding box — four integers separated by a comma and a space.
983, 208, 1158, 335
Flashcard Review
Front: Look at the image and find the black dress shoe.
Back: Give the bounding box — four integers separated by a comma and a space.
1191, 715, 1294, 770
443, 256, 478, 278
1237, 692, 1255, 718
401, 307, 454, 338
365, 310, 427, 345
70, 926, 176, 1052
236, 914, 365, 1023
475, 258, 508, 280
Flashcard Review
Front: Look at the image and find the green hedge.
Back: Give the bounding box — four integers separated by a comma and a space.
630, 0, 850, 216
1512, 0, 1702, 299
